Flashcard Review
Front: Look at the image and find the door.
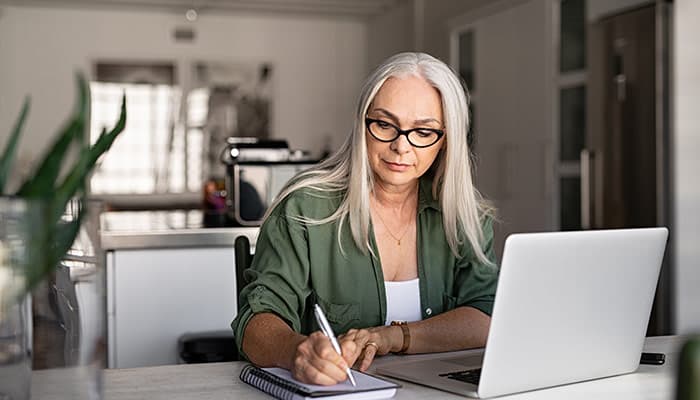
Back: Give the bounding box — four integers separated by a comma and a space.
587, 3, 672, 335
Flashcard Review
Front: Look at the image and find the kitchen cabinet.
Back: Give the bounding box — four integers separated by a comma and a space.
103, 221, 257, 368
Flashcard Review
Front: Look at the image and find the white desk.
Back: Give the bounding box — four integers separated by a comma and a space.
31, 335, 688, 399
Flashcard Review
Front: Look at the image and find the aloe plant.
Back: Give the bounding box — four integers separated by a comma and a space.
0, 73, 126, 294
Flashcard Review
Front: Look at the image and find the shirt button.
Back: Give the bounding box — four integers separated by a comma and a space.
425, 308, 432, 315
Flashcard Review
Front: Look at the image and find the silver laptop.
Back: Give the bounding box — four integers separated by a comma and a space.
376, 228, 668, 398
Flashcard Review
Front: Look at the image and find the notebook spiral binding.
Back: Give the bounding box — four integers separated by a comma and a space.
240, 364, 308, 400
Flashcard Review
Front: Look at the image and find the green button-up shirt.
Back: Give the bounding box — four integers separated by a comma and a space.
231, 177, 499, 357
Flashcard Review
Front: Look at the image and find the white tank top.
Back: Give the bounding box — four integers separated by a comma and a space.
384, 278, 422, 325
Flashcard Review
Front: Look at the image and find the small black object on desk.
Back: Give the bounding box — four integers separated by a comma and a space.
178, 330, 237, 363
640, 352, 665, 365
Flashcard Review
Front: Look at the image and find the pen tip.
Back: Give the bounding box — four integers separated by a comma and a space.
348, 369, 357, 386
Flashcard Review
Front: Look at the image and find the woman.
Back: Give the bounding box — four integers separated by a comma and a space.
231, 52, 498, 385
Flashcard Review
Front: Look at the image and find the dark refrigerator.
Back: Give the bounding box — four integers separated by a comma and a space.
586, 1, 673, 335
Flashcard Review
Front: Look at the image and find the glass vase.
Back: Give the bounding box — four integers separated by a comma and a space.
0, 198, 106, 399
31, 199, 106, 399
0, 198, 35, 400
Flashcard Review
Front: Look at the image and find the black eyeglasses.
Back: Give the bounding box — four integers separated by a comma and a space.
365, 117, 444, 148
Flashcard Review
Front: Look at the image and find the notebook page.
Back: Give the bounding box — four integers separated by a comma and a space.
262, 367, 398, 394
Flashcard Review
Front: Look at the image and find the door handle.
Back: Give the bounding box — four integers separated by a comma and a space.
615, 74, 627, 102
580, 149, 595, 229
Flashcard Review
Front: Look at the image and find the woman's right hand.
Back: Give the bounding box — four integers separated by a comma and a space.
289, 331, 360, 385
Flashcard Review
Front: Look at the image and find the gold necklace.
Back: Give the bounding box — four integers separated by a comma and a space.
373, 209, 411, 246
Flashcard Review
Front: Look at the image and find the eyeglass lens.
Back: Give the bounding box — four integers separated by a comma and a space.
367, 120, 441, 147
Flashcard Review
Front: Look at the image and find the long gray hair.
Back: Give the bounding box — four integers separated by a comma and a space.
267, 52, 493, 264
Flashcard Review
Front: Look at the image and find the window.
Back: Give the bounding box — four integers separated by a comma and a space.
560, 0, 586, 72
90, 82, 196, 194
451, 27, 478, 155
90, 61, 203, 198
555, 0, 587, 230
89, 61, 272, 206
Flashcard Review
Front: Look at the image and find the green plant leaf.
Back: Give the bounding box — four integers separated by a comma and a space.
17, 119, 83, 197
17, 75, 91, 197
108, 93, 127, 137
6, 73, 125, 299
51, 208, 84, 264
74, 72, 89, 146
21, 200, 52, 293
0, 97, 30, 194
52, 94, 126, 220
23, 204, 84, 293
17, 74, 91, 292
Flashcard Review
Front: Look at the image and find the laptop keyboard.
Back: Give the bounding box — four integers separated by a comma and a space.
439, 368, 482, 385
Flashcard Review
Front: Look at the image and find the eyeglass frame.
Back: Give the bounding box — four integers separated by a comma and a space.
364, 117, 445, 148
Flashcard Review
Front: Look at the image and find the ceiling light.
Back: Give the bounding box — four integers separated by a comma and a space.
185, 8, 198, 22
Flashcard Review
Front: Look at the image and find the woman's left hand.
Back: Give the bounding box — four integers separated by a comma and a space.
338, 326, 399, 371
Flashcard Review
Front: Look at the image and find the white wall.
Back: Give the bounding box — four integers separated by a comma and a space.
673, 0, 700, 334
366, 0, 414, 70
0, 6, 367, 186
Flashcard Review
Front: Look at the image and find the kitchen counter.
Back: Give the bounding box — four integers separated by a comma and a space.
99, 210, 259, 250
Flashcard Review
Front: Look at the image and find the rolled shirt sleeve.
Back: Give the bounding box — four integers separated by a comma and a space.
453, 217, 499, 316
231, 211, 311, 359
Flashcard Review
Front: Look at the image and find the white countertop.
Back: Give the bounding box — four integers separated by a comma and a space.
99, 210, 259, 250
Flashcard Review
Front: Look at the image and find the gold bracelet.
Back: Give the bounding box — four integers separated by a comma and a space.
390, 320, 410, 354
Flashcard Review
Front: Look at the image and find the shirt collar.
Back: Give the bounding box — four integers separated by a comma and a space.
418, 175, 441, 213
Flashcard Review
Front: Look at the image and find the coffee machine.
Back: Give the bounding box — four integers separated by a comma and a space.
220, 137, 316, 226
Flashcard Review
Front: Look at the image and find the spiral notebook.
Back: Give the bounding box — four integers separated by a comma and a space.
240, 364, 400, 400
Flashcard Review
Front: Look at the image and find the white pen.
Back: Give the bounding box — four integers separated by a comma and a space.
313, 303, 357, 387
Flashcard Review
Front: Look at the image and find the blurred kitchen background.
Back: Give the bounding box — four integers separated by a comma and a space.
0, 0, 697, 369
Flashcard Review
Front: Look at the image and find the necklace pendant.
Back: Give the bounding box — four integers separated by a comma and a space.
397, 240, 401, 246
